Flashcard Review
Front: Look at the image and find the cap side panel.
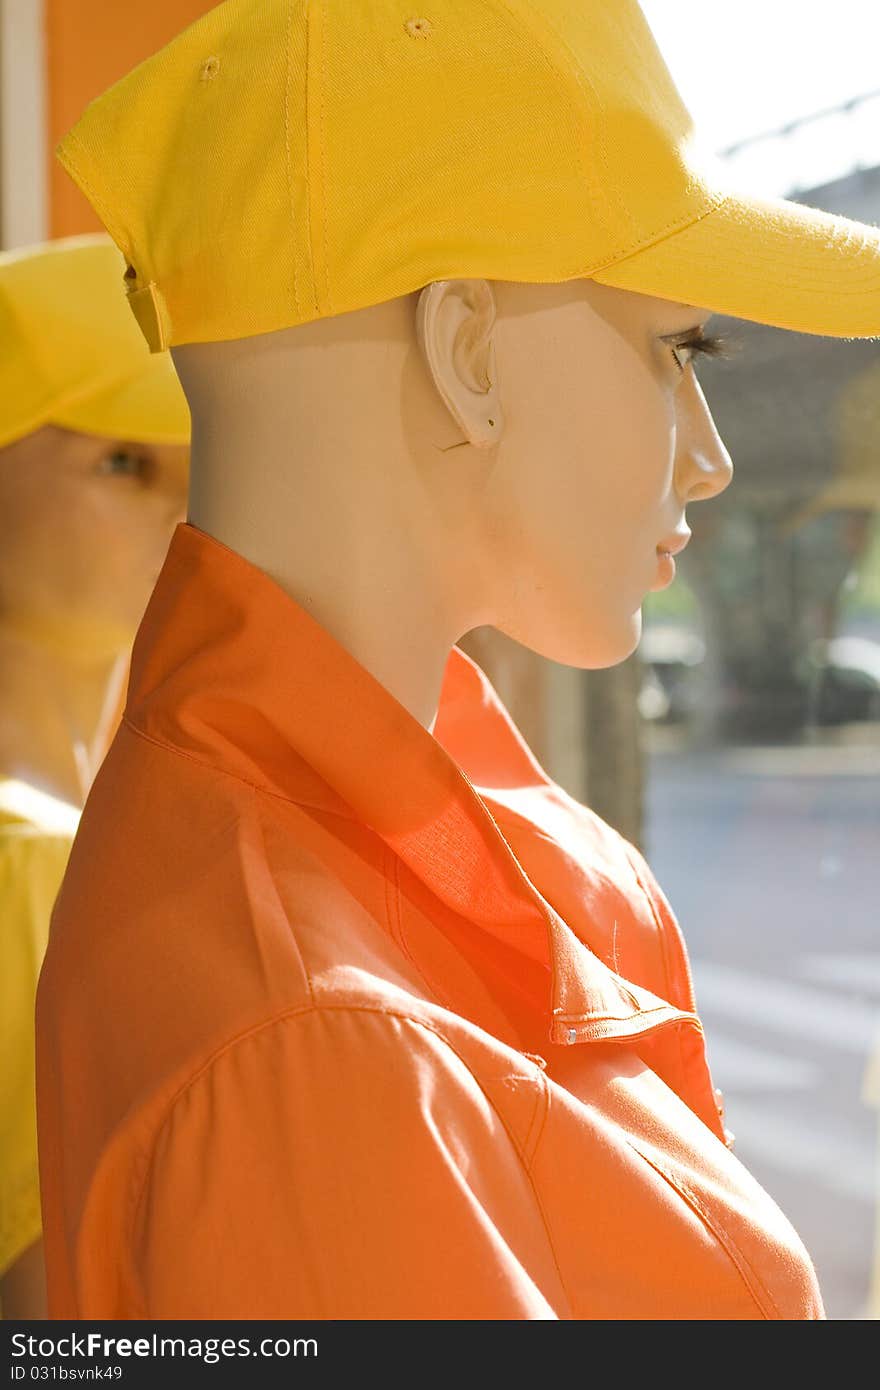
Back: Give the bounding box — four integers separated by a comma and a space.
508, 0, 630, 241
51, 1, 306, 348
496, 0, 616, 244
514, 0, 724, 268
319, 0, 611, 317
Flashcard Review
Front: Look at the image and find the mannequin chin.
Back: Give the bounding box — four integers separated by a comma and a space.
496, 602, 644, 673
172, 276, 732, 729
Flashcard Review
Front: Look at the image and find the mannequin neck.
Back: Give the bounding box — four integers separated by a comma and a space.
177, 301, 496, 731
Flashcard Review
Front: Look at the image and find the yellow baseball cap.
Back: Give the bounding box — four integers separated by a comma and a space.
0, 234, 190, 449
54, 0, 880, 355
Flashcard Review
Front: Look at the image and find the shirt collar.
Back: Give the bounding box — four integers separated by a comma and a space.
127, 522, 688, 1045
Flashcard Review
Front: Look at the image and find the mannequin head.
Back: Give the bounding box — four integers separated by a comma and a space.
173, 277, 733, 676
0, 425, 189, 657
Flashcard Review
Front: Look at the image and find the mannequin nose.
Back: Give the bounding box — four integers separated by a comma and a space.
676, 375, 734, 503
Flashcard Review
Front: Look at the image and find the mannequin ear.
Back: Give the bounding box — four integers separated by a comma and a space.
415, 279, 504, 449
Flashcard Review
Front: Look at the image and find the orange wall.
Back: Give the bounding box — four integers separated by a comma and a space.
47, 0, 218, 237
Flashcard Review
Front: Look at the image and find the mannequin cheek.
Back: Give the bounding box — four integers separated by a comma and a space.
615, 378, 677, 504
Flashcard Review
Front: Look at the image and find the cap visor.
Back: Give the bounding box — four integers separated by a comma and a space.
52, 351, 190, 446
592, 188, 880, 338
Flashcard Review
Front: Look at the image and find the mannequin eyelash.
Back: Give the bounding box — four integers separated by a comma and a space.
666, 329, 740, 373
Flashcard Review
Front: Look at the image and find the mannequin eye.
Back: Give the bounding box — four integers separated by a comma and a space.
94, 448, 149, 479
667, 330, 735, 375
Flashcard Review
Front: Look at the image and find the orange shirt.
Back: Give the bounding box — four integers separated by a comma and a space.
35, 522, 823, 1319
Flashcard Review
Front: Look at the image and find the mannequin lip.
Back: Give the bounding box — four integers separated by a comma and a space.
656, 529, 691, 557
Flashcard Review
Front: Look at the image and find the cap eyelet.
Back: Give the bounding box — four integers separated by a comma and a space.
404, 17, 433, 39
200, 56, 221, 81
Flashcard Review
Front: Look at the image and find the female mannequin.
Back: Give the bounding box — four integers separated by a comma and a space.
176, 277, 732, 723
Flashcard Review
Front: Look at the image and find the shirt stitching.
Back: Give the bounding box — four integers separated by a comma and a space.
381, 847, 449, 1010
625, 1140, 781, 1320
383, 844, 405, 951
119, 721, 692, 1037
551, 1002, 685, 1025
520, 1065, 547, 1163
514, 1073, 573, 1314
252, 785, 316, 1010
620, 841, 695, 1104
120, 716, 360, 823
483, 802, 642, 963
621, 844, 677, 1005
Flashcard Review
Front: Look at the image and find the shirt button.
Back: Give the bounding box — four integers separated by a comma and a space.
567, 1027, 577, 1044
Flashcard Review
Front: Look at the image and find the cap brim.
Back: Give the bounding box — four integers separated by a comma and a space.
591, 188, 880, 339
52, 350, 190, 446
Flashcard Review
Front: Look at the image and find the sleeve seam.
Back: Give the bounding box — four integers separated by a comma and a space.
127, 1001, 571, 1317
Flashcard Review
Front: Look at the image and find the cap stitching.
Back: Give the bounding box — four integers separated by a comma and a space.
318, 0, 331, 312
583, 184, 728, 279
284, 0, 300, 318
506, 0, 631, 246
54, 132, 136, 274
304, 0, 325, 316
591, 191, 880, 299
490, 0, 611, 260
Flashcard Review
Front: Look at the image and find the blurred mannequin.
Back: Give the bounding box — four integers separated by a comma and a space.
0, 426, 187, 1319
0, 236, 189, 1320
0, 427, 188, 807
